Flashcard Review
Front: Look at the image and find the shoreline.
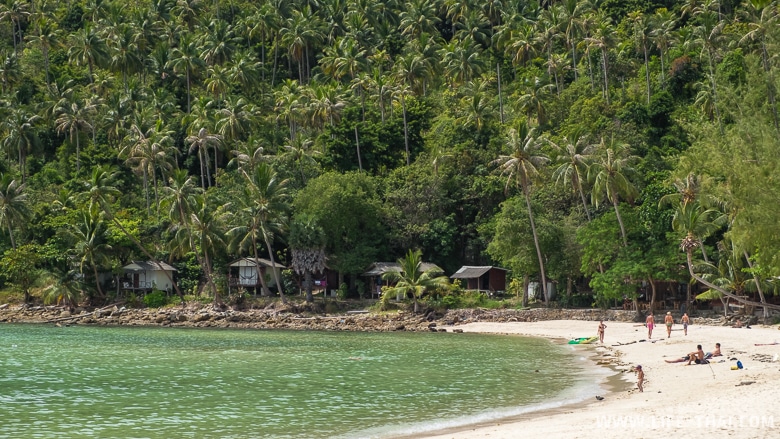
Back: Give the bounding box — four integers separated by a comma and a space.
393, 335, 631, 439
413, 321, 780, 439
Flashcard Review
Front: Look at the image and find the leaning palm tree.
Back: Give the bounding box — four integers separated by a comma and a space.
289, 214, 326, 303
677, 202, 780, 312
492, 121, 551, 303
381, 249, 449, 313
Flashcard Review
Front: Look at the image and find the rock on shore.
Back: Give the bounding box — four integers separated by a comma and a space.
0, 304, 743, 331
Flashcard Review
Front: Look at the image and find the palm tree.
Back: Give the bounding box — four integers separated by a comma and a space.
24, 16, 61, 90
240, 163, 290, 301
41, 266, 82, 309
628, 11, 652, 104
492, 121, 551, 303
68, 23, 109, 84
740, 1, 779, 131
585, 15, 616, 104
81, 165, 185, 300
548, 128, 594, 220
107, 23, 142, 92
588, 139, 638, 247
167, 33, 204, 113
650, 9, 676, 90
54, 96, 93, 173
65, 205, 111, 301
173, 194, 231, 304
0, 0, 30, 54
2, 107, 41, 183
289, 214, 326, 303
281, 136, 320, 186
516, 78, 554, 126
185, 127, 222, 190
381, 249, 449, 313
0, 173, 29, 249
121, 120, 177, 215
693, 9, 725, 132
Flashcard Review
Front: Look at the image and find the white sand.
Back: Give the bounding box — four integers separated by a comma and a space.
420, 320, 780, 439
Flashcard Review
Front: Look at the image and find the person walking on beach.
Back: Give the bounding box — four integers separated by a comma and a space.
681, 313, 690, 336
646, 313, 655, 339
635, 365, 644, 392
597, 320, 607, 343
665, 312, 674, 338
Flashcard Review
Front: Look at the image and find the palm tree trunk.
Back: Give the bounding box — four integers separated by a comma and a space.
523, 183, 548, 304
305, 270, 313, 302
659, 48, 666, 89
761, 42, 779, 132
613, 198, 628, 246
707, 51, 723, 134
355, 125, 363, 172
522, 274, 529, 307
7, 222, 15, 249
574, 174, 591, 221
203, 252, 220, 304
744, 251, 769, 322
252, 240, 271, 296
601, 48, 610, 104
648, 276, 656, 316
643, 43, 650, 104
263, 233, 286, 303
401, 93, 410, 165
92, 263, 104, 298
497, 63, 504, 124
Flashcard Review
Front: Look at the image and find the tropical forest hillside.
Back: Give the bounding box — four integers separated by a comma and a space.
0, 0, 778, 313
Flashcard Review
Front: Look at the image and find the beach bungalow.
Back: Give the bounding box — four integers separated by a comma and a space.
362, 262, 443, 298
450, 266, 508, 294
228, 257, 287, 294
120, 261, 177, 293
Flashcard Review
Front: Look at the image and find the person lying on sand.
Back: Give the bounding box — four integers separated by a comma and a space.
704, 343, 722, 360
665, 354, 692, 363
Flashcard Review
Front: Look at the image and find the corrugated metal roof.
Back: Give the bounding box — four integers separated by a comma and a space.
362, 262, 442, 276
229, 257, 287, 269
122, 261, 178, 272
450, 266, 506, 279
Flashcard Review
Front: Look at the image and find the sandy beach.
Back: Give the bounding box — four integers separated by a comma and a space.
420, 319, 780, 439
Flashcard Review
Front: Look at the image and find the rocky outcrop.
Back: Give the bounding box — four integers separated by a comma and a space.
0, 303, 750, 332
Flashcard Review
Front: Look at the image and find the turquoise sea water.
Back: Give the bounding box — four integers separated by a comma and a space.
0, 324, 604, 438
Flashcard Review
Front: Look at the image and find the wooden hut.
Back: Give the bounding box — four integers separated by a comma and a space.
228, 257, 287, 294
450, 266, 508, 294
120, 261, 177, 293
362, 262, 443, 298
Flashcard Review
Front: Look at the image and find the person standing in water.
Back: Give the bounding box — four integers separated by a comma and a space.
635, 365, 644, 392
597, 320, 607, 344
646, 313, 655, 339
665, 311, 674, 338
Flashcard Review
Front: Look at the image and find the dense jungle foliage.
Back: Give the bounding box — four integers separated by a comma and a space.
0, 0, 779, 312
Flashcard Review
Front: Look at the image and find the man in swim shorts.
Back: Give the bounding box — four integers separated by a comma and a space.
665, 311, 674, 338
646, 313, 655, 339
686, 345, 706, 365
681, 312, 690, 336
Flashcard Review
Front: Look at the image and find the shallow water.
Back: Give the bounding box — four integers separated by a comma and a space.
0, 324, 602, 438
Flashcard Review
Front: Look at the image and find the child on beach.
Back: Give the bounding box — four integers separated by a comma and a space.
635, 365, 644, 392
598, 320, 607, 343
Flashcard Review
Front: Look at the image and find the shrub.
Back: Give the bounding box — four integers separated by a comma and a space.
143, 290, 168, 308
